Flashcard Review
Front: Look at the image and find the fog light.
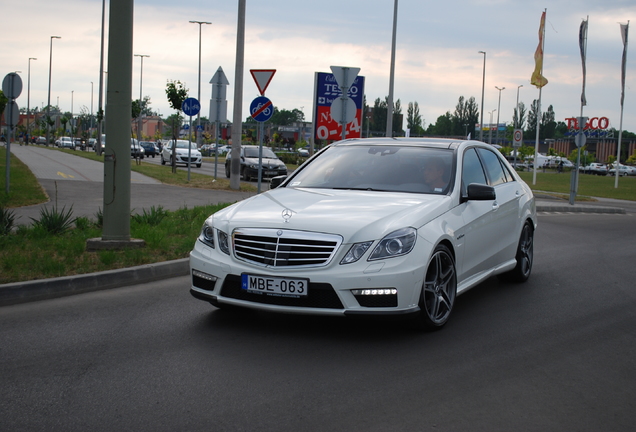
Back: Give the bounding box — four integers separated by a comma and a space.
351, 288, 398, 307
352, 288, 397, 296
192, 270, 217, 281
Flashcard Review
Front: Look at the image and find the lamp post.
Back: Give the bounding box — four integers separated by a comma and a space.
189, 20, 211, 146
515, 85, 523, 128
96, 0, 106, 155
71, 90, 74, 138
495, 86, 505, 144
134, 54, 149, 143
478, 51, 486, 141
46, 36, 61, 146
91, 81, 94, 133
27, 58, 37, 144
488, 109, 496, 144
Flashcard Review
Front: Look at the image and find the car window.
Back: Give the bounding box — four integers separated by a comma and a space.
477, 148, 507, 186
461, 148, 487, 195
286, 145, 453, 194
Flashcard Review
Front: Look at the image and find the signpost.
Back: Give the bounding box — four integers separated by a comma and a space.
2, 72, 23, 193
249, 69, 276, 194
182, 97, 200, 182
513, 128, 523, 168
210, 67, 229, 179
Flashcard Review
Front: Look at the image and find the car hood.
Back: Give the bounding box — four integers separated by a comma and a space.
212, 187, 453, 243
244, 157, 285, 167
175, 148, 201, 156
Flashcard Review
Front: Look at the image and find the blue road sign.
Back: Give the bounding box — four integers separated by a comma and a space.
250, 96, 273, 122
182, 97, 200, 117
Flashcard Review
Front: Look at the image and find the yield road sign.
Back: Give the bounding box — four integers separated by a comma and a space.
250, 96, 273, 122
250, 69, 276, 95
182, 97, 200, 117
330, 66, 360, 89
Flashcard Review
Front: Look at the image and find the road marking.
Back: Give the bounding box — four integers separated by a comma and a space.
57, 171, 75, 179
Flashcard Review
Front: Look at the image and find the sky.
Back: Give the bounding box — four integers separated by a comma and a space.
2, 0, 635, 135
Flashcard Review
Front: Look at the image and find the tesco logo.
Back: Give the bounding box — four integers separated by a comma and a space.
565, 117, 610, 130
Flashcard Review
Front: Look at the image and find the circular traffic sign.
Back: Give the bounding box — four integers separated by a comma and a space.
2, 73, 23, 99
250, 96, 273, 122
575, 131, 587, 148
181, 97, 200, 117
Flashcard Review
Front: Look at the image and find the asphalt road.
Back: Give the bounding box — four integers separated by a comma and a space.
0, 211, 634, 431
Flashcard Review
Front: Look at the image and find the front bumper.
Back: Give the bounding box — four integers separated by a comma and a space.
189, 238, 427, 317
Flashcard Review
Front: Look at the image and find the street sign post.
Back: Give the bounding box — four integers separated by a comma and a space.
181, 97, 201, 182
210, 67, 230, 179
330, 66, 360, 140
3, 72, 24, 194
250, 95, 274, 194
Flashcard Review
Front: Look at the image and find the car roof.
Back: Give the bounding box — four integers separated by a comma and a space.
331, 137, 467, 150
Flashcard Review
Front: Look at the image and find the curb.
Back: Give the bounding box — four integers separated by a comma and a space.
0, 258, 190, 307
536, 204, 626, 214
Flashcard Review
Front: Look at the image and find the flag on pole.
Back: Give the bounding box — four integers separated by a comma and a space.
531, 11, 548, 88
620, 22, 629, 107
579, 19, 588, 106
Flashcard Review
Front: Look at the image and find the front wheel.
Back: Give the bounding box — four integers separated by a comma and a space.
499, 221, 534, 283
415, 244, 457, 330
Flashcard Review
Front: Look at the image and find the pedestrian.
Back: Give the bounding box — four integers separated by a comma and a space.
558, 160, 564, 173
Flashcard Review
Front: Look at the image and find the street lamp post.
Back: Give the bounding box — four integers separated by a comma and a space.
91, 81, 94, 133
27, 58, 37, 144
46, 36, 61, 146
515, 85, 523, 128
495, 86, 505, 144
71, 90, 74, 138
189, 20, 212, 147
488, 109, 496, 144
478, 51, 486, 141
134, 54, 149, 144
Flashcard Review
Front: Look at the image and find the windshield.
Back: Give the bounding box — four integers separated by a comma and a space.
244, 147, 278, 159
286, 145, 455, 194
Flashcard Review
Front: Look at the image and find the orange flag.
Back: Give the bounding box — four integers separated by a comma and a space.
531, 11, 548, 88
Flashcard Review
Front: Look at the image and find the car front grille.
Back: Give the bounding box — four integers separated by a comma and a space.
220, 275, 344, 309
233, 228, 342, 268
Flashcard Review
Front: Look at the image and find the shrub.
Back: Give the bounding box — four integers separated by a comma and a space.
30, 205, 75, 235
0, 206, 16, 236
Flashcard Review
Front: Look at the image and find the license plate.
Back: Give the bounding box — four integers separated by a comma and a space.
241, 274, 309, 297
265, 171, 277, 175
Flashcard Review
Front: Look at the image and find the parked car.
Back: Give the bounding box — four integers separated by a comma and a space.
87, 138, 96, 149
36, 136, 47, 145
131, 139, 145, 159
298, 148, 310, 157
56, 137, 75, 149
140, 141, 158, 158
191, 138, 537, 330
609, 164, 636, 176
224, 145, 287, 181
581, 163, 608, 175
160, 140, 202, 167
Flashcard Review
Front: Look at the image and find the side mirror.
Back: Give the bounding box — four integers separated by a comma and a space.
462, 183, 496, 203
270, 175, 287, 189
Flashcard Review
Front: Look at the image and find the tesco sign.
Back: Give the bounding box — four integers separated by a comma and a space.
565, 117, 610, 130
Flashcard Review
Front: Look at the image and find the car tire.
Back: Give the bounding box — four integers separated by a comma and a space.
196, 163, 202, 168
225, 164, 230, 178
499, 221, 534, 283
414, 244, 457, 330
242, 167, 250, 182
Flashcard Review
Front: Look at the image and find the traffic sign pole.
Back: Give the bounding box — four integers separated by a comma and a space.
182, 98, 201, 182
3, 72, 24, 194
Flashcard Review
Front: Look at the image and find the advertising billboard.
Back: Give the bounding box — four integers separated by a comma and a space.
313, 72, 365, 142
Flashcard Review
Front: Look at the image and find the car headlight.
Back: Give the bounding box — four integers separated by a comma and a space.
368, 227, 417, 261
218, 230, 230, 255
341, 241, 373, 265
199, 221, 215, 248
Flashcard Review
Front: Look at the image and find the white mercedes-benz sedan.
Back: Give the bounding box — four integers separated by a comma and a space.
189, 138, 537, 329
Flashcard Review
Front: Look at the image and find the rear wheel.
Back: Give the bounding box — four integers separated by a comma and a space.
499, 221, 534, 283
242, 167, 251, 182
415, 244, 457, 330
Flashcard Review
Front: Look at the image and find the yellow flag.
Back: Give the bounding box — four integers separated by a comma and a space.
531, 12, 548, 88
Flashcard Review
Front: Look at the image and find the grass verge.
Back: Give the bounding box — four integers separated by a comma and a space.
517, 170, 636, 201
0, 203, 229, 284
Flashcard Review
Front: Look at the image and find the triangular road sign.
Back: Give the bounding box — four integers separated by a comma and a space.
250, 69, 276, 95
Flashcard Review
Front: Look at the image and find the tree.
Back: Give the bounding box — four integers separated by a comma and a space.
407, 101, 424, 136
452, 96, 479, 137
165, 80, 189, 173
0, 90, 8, 119
512, 101, 527, 130
427, 112, 453, 136
527, 99, 539, 139
542, 105, 557, 139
